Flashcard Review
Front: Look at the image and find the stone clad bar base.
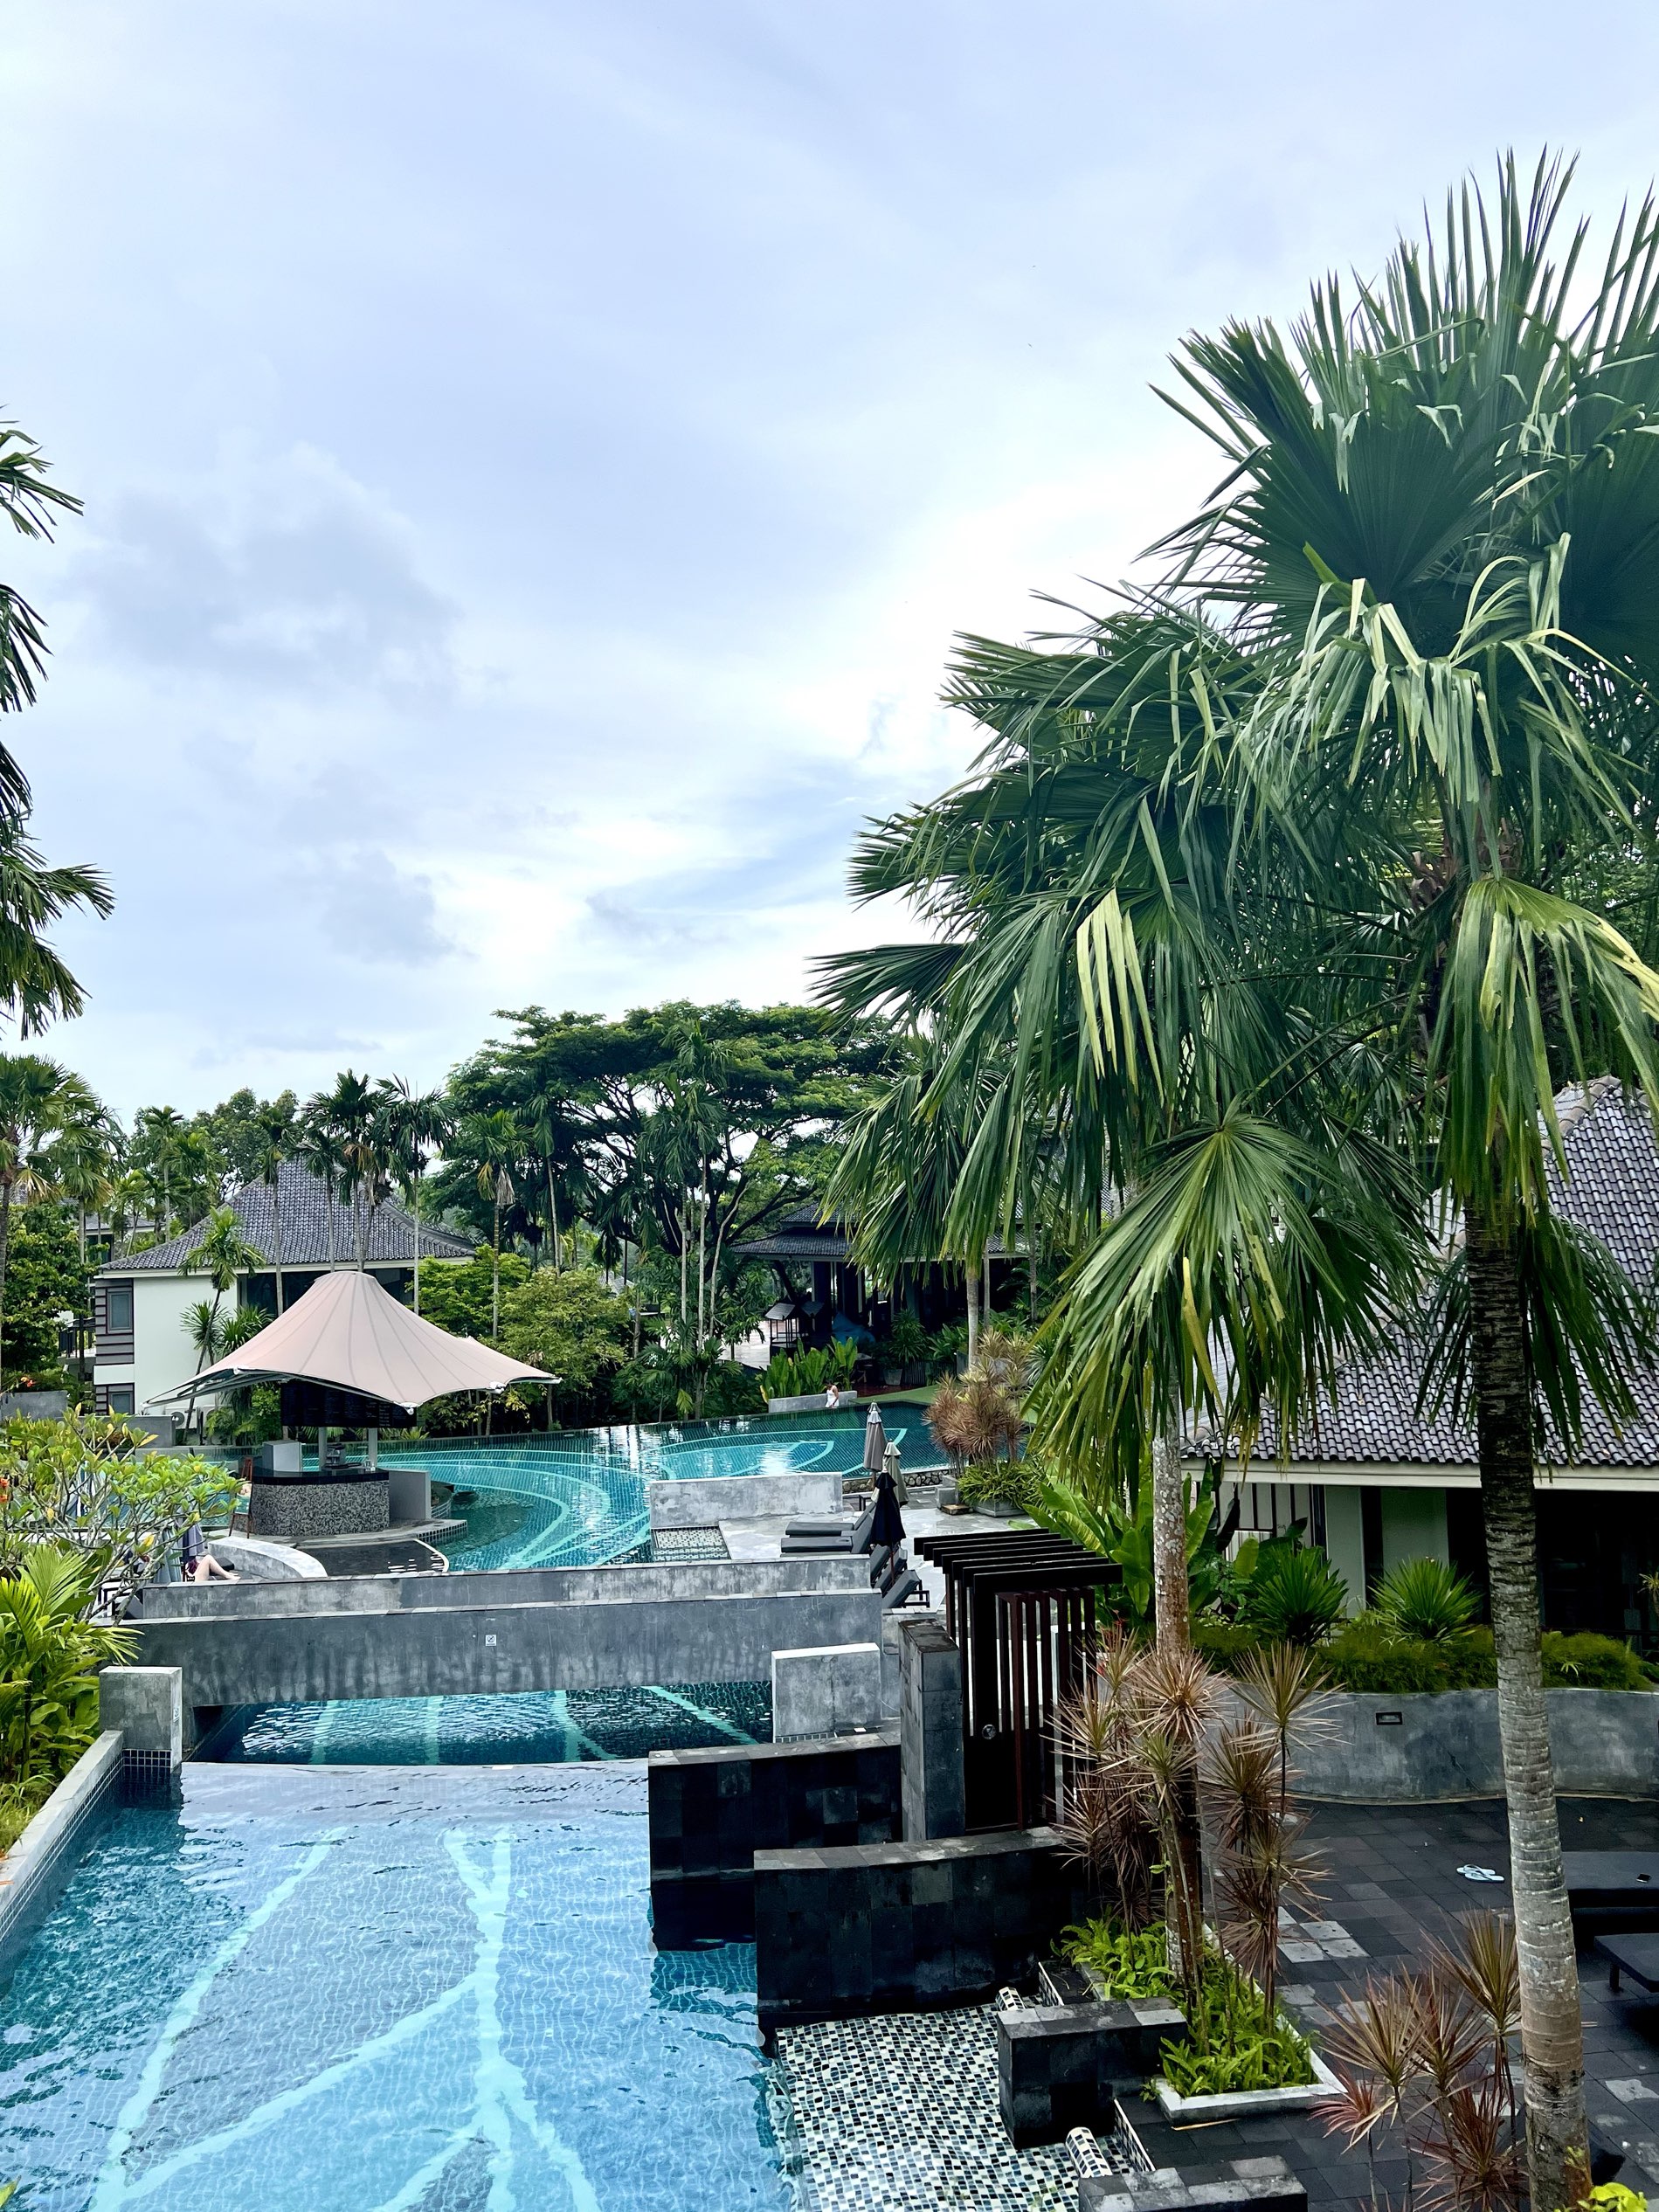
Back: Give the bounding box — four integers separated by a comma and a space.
1082, 2155, 1307, 2212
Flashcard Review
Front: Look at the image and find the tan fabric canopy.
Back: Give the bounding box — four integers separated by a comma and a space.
147, 1268, 553, 1411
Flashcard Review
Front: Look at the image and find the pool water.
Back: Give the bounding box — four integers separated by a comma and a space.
210, 1681, 771, 1764
0, 1763, 792, 2212
375, 1405, 939, 1573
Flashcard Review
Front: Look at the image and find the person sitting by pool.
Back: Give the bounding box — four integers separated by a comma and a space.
181, 1523, 237, 1583
824, 1380, 841, 1409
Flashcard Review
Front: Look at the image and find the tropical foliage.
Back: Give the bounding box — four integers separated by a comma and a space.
815, 153, 1659, 2200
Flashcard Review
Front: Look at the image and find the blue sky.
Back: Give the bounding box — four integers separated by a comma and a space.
9, 0, 1659, 1116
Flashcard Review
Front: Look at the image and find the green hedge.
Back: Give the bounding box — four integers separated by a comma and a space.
1193, 1614, 1656, 1694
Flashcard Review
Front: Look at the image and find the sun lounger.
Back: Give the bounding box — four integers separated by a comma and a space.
1597, 1933, 1659, 1993
783, 1517, 852, 1538
781, 1503, 877, 1557
1564, 1853, 1659, 1916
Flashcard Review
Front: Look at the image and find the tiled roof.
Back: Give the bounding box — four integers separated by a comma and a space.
1260, 1080, 1659, 1470
99, 1158, 474, 1275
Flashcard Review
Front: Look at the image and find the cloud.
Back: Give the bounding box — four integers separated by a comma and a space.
308, 848, 454, 967
66, 448, 457, 697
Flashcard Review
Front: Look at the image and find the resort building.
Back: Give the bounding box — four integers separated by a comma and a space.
91, 1159, 473, 1414
731, 1205, 1024, 1359
1234, 1079, 1659, 1639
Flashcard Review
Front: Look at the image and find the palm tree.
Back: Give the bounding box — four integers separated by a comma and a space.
182, 1205, 267, 1351
825, 155, 1659, 2207
0, 1056, 95, 1379
377, 1080, 450, 1313
456, 1109, 522, 1338
251, 1105, 290, 1312
310, 1072, 380, 1265
294, 1111, 345, 1268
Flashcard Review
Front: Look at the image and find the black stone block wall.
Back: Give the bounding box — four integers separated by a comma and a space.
648, 1727, 901, 1942
752, 1825, 1089, 2029
997, 1999, 1185, 2146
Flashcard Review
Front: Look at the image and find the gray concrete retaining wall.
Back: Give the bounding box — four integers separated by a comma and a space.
1265, 1687, 1659, 1801
130, 1556, 884, 1711
135, 1552, 874, 1620
646, 1469, 840, 1531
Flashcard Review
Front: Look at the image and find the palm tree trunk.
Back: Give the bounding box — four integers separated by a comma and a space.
1151, 1419, 1191, 1650
1465, 1210, 1586, 2211
966, 1254, 980, 1371
546, 1165, 561, 1273
491, 1197, 501, 1339
0, 1178, 14, 1380
412, 1175, 421, 1314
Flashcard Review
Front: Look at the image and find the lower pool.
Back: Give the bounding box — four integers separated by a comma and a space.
371, 1405, 940, 1573
0, 1763, 792, 2212
208, 1681, 771, 1763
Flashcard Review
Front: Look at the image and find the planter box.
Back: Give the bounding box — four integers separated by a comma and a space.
1150, 2044, 1343, 2122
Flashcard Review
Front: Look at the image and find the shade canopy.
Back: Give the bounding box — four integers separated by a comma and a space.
147, 1268, 554, 1413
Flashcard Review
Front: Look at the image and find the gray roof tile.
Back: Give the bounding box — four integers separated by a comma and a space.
99, 1158, 474, 1275
1259, 1080, 1659, 1470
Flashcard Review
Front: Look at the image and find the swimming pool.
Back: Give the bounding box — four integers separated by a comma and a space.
0, 1763, 792, 2211
209, 1681, 771, 1764
377, 1405, 940, 1573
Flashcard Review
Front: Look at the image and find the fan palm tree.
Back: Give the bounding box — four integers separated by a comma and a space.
823, 155, 1659, 2206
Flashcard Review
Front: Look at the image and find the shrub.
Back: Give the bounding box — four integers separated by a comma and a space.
1061, 1919, 1174, 2001
1192, 1617, 1263, 1670
1321, 1617, 1494, 1692
1374, 1555, 1480, 1642
1242, 1545, 1348, 1645
1066, 1919, 1315, 2097
1541, 1630, 1652, 1690
885, 1312, 927, 1366
957, 1458, 1042, 1515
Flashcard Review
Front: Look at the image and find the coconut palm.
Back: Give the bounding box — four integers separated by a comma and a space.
377, 1079, 450, 1312
456, 1109, 522, 1338
822, 155, 1659, 2205
182, 1205, 266, 1353
251, 1104, 290, 1312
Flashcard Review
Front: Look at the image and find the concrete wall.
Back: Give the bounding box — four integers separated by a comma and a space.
1259, 1687, 1659, 1801
899, 1614, 964, 1840
0, 1732, 122, 1982
1380, 1487, 1449, 1573
646, 1469, 840, 1531
129, 1555, 885, 1711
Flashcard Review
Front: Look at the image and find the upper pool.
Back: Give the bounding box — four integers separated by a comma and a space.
375, 1404, 940, 1573
0, 1762, 791, 2212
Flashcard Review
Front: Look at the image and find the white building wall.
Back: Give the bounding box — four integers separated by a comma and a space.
100, 1275, 232, 1414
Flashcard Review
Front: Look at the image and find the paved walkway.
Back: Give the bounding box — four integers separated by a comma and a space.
1122, 1797, 1659, 2209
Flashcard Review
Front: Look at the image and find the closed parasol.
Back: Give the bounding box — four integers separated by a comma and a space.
862, 1404, 887, 1475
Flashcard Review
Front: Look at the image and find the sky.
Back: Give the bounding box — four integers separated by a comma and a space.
9, 1, 1659, 1119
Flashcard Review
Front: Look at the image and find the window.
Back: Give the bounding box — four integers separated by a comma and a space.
105, 1282, 133, 1333
107, 1386, 135, 1416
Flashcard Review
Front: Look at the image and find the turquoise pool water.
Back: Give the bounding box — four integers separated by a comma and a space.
0, 1763, 792, 2211
377, 1405, 938, 1573
210, 1681, 771, 1764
